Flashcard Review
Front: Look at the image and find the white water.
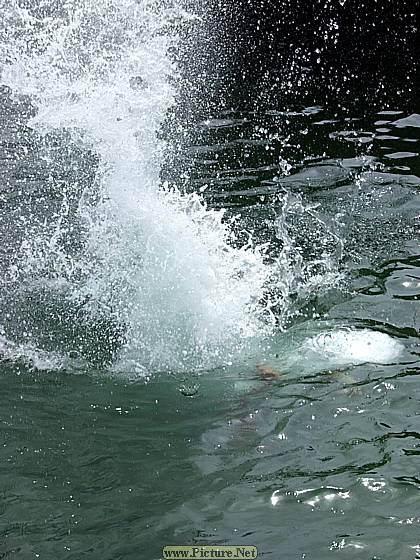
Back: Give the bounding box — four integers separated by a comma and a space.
0, 0, 273, 373
304, 329, 404, 365
0, 0, 401, 375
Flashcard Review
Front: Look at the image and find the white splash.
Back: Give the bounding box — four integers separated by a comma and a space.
0, 0, 347, 375
0, 0, 271, 373
304, 328, 404, 365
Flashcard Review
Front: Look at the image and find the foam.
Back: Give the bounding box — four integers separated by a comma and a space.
304, 329, 404, 365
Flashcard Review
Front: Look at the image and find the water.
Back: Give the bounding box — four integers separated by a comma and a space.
0, 1, 419, 558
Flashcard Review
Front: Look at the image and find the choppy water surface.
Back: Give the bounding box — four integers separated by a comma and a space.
0, 1, 419, 558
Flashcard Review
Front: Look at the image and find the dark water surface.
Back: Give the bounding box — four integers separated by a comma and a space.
1, 1, 420, 559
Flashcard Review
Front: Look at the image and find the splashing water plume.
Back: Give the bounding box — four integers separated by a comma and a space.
0, 0, 275, 373
0, 0, 346, 374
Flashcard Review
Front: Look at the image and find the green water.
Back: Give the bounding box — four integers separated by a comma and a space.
1, 353, 420, 558
1, 104, 419, 559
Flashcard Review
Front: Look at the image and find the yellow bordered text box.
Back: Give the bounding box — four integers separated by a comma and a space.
162, 546, 258, 559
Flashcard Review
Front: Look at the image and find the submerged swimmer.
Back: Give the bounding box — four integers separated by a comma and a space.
255, 362, 281, 381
